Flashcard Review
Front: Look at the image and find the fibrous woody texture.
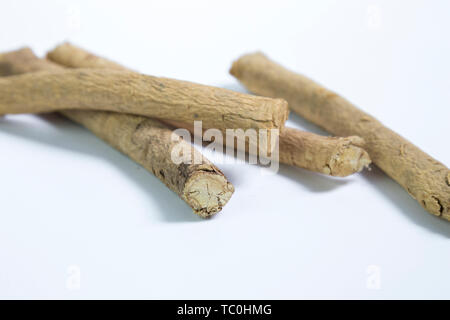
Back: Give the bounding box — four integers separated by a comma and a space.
279, 128, 370, 177
230, 52, 450, 220
0, 51, 289, 147
0, 48, 234, 217
47, 43, 370, 177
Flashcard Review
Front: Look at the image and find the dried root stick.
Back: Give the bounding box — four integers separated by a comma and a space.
170, 119, 370, 177
0, 48, 234, 217
279, 128, 370, 177
0, 52, 289, 154
230, 52, 450, 220
47, 43, 129, 71
47, 43, 371, 177
64, 111, 234, 217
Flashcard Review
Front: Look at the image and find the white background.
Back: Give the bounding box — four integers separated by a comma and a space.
0, 0, 449, 299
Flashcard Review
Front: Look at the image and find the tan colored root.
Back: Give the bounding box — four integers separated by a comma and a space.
65, 110, 234, 217
231, 52, 450, 220
0, 48, 234, 217
1, 49, 289, 155
0, 69, 288, 132
48, 43, 371, 177
0, 49, 62, 75
280, 128, 370, 177
168, 119, 371, 177
46, 42, 129, 71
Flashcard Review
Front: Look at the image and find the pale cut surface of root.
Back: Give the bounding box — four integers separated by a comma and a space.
184, 169, 235, 217
324, 137, 371, 177
278, 128, 371, 177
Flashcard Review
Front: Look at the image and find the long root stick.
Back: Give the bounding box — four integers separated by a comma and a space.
0, 49, 289, 156
230, 52, 450, 220
0, 48, 234, 217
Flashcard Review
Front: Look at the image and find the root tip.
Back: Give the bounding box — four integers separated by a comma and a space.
183, 171, 234, 218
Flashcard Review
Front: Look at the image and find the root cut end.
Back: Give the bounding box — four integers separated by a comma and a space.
326, 140, 371, 177
183, 171, 234, 218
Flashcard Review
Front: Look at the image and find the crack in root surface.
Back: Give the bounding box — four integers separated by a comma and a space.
431, 196, 444, 216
